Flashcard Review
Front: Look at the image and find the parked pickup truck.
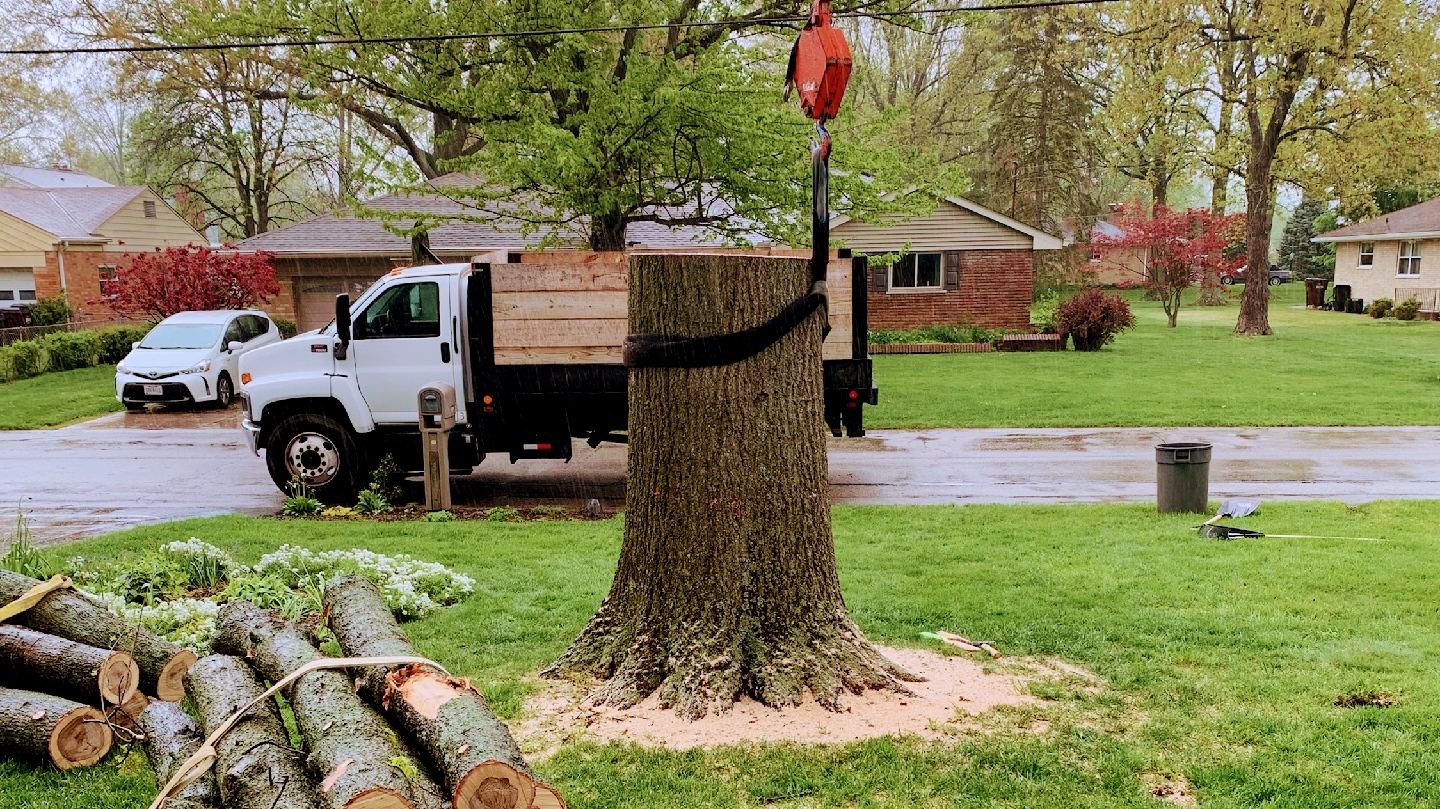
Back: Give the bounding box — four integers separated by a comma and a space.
239, 251, 877, 502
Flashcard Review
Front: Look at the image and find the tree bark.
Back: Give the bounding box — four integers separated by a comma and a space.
186, 654, 323, 809
0, 570, 196, 701
0, 625, 140, 707
544, 253, 915, 719
137, 699, 220, 809
1236, 134, 1276, 336
211, 601, 445, 809
322, 576, 545, 809
108, 688, 151, 733
0, 686, 111, 769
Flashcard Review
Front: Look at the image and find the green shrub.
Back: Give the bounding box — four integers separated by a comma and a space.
1030, 290, 1062, 333
28, 293, 72, 327
1, 510, 52, 579
486, 506, 522, 522
423, 510, 455, 522
273, 317, 298, 339
531, 505, 570, 519
1393, 297, 1422, 321
869, 325, 1008, 346
354, 488, 392, 515
0, 339, 48, 382
1368, 298, 1394, 318
283, 496, 324, 517
99, 324, 152, 363
36, 330, 103, 371
112, 554, 191, 606
368, 454, 405, 504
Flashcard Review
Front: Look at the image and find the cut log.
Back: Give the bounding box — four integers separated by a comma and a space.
137, 700, 220, 808
0, 625, 139, 706
0, 570, 196, 700
108, 689, 151, 733
212, 601, 444, 809
0, 686, 111, 769
323, 576, 539, 809
186, 654, 323, 809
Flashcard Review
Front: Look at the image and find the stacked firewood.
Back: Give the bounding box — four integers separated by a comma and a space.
145, 576, 565, 809
0, 570, 198, 770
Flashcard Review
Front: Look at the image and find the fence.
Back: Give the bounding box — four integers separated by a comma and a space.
0, 318, 148, 348
1393, 288, 1440, 313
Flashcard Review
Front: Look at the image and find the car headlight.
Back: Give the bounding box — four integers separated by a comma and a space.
116, 362, 130, 374
181, 360, 212, 375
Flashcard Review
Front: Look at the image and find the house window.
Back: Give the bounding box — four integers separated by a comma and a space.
99, 265, 119, 299
1358, 242, 1374, 267
1399, 240, 1421, 276
1090, 249, 1102, 263
0, 291, 12, 301
890, 253, 943, 289
18, 290, 35, 300
142, 200, 157, 218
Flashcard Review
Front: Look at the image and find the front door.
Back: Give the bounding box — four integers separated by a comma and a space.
351, 280, 451, 423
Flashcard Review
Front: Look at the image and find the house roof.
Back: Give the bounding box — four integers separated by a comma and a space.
1313, 196, 1440, 242
0, 165, 114, 189
828, 195, 1063, 250
0, 186, 147, 243
236, 178, 763, 256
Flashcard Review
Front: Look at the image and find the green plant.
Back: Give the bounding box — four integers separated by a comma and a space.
35, 330, 102, 371
273, 317, 298, 338
530, 505, 570, 519
1368, 297, 1394, 318
0, 339, 48, 382
28, 292, 73, 327
1393, 297, 1422, 321
869, 325, 1008, 346
161, 538, 232, 589
112, 553, 191, 606
368, 454, 405, 504
98, 324, 152, 364
0, 508, 51, 579
1030, 290, 1063, 333
321, 506, 355, 518
486, 506, 522, 522
1056, 288, 1137, 351
423, 510, 455, 522
355, 488, 392, 515
219, 573, 318, 621
284, 496, 324, 517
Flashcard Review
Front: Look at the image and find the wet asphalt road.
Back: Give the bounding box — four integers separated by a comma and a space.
4, 407, 1440, 542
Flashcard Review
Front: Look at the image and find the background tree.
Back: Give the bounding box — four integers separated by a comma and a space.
1277, 197, 1327, 279
112, 246, 279, 321
1096, 203, 1243, 327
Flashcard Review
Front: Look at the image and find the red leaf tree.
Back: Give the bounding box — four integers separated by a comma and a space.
1095, 205, 1245, 327
113, 246, 280, 321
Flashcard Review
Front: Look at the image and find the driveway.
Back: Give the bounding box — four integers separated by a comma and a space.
4, 409, 1439, 542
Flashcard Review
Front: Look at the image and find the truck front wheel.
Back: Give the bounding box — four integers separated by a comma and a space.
264, 414, 363, 505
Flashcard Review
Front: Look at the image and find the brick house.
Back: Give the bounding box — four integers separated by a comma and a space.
1083, 221, 1149, 287
0, 185, 204, 321
1315, 197, 1440, 314
830, 196, 1062, 329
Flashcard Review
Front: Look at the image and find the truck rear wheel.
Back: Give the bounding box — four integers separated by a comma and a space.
264, 414, 362, 505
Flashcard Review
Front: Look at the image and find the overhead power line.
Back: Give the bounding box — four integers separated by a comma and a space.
0, 0, 1122, 56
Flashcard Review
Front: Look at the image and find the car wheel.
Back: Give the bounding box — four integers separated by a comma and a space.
1221, 276, 1234, 285
214, 373, 235, 408
1268, 276, 1281, 286
264, 413, 362, 505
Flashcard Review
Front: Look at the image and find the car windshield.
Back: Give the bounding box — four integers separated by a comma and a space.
138, 323, 224, 350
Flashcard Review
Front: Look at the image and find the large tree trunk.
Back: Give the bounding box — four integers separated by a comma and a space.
0, 686, 111, 769
1236, 141, 1275, 336
322, 577, 545, 809
186, 654, 322, 809
0, 570, 196, 701
544, 253, 914, 719
137, 700, 220, 809
212, 601, 444, 809
0, 625, 139, 707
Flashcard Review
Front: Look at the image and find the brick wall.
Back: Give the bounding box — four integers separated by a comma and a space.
40, 250, 130, 323
869, 249, 1034, 329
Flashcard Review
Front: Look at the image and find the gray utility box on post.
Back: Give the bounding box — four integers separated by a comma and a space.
1156, 442, 1212, 513
418, 383, 457, 512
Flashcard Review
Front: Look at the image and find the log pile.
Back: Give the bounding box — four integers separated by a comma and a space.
0, 571, 201, 773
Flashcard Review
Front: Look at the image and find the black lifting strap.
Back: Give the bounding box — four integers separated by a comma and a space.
622, 278, 829, 369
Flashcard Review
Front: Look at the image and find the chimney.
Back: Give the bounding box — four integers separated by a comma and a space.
206, 225, 221, 247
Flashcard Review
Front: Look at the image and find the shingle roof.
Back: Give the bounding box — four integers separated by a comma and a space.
1314, 197, 1440, 242
0, 186, 146, 241
0, 165, 114, 188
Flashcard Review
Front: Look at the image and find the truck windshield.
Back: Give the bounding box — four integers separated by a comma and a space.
138, 323, 224, 349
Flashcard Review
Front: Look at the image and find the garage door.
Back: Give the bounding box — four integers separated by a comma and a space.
0, 270, 36, 309
297, 278, 378, 333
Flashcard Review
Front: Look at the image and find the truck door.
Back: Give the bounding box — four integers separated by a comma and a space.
351, 279, 452, 423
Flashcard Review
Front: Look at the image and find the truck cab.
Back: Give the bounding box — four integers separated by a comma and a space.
240, 253, 876, 503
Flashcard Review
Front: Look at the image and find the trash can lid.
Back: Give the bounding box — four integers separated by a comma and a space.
1156, 442, 1212, 464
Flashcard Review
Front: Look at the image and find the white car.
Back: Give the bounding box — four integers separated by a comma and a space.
116, 310, 281, 409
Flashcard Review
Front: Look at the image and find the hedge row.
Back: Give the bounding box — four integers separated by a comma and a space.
0, 324, 153, 384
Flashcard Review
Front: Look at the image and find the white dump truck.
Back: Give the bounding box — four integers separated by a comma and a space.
239, 250, 876, 502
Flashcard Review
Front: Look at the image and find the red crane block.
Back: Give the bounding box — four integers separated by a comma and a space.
785, 0, 852, 121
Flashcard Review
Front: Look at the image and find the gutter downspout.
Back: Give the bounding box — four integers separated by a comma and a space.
56, 241, 67, 293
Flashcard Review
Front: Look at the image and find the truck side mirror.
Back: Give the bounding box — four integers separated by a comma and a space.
335, 294, 352, 359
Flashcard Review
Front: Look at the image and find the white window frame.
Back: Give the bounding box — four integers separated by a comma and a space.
1398, 240, 1421, 276
888, 252, 944, 292
1358, 242, 1374, 267
98, 264, 119, 299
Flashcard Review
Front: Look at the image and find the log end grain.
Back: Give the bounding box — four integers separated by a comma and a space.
107, 689, 151, 733
50, 705, 111, 769
155, 649, 199, 702
454, 761, 536, 809
345, 787, 415, 809
99, 650, 141, 706
531, 784, 568, 809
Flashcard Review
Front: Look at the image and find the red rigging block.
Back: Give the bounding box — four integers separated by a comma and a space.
789, 1, 852, 120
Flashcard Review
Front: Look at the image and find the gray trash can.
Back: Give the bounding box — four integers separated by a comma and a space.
1156, 442, 1211, 513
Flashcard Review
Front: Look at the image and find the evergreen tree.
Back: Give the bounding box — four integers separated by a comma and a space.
1277, 198, 1326, 280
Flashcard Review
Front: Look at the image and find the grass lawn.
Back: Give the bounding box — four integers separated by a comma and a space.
0, 365, 121, 429
7, 501, 1439, 808
869, 283, 1440, 428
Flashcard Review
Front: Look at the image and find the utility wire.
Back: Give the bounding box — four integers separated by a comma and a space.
0, 0, 1123, 56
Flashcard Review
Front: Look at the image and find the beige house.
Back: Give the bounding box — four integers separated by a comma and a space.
830, 196, 1062, 329
1315, 197, 1440, 314
0, 186, 204, 321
